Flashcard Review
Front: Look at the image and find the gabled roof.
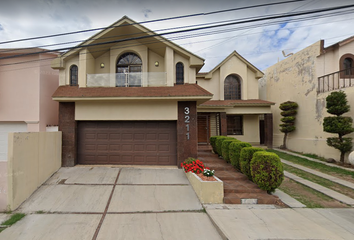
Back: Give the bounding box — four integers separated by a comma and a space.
201, 51, 263, 79
322, 35, 354, 53
52, 84, 212, 103
53, 16, 204, 71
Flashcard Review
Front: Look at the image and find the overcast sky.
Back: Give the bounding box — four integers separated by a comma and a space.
1, 0, 354, 71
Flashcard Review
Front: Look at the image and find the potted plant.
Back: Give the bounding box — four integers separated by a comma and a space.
181, 158, 223, 204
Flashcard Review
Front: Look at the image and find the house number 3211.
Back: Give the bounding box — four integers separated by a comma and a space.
184, 107, 190, 140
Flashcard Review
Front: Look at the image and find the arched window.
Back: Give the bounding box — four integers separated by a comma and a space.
224, 75, 241, 100
116, 52, 142, 87
344, 58, 353, 75
340, 54, 354, 78
176, 62, 184, 85
70, 65, 78, 86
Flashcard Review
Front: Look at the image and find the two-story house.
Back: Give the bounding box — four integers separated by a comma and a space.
196, 51, 274, 146
52, 16, 274, 167
260, 36, 354, 162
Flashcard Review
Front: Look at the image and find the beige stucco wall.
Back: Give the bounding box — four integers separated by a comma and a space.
6, 132, 62, 210
197, 69, 221, 100
0, 53, 59, 131
148, 49, 165, 72
95, 51, 110, 74
260, 40, 354, 161
197, 55, 259, 101
75, 100, 178, 120
0, 161, 7, 211
61, 43, 196, 88
0, 55, 40, 122
39, 54, 59, 131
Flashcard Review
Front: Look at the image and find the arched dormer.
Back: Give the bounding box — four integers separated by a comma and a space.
224, 74, 241, 100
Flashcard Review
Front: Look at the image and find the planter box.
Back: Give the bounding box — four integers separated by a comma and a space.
185, 172, 223, 204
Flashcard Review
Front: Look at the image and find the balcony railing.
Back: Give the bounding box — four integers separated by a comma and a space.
87, 72, 167, 87
318, 68, 354, 93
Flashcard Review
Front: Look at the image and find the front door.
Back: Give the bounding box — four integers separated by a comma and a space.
197, 114, 210, 144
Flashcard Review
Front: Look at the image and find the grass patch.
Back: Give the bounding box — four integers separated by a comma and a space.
279, 178, 334, 208
301, 153, 327, 162
2, 213, 26, 226
283, 164, 354, 199
0, 213, 26, 233
268, 149, 354, 179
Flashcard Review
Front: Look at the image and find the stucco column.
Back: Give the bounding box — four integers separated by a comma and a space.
164, 46, 174, 86
59, 102, 77, 167
177, 101, 197, 167
264, 113, 273, 148
220, 112, 227, 136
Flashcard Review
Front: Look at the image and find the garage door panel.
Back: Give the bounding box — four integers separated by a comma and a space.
78, 121, 176, 165
122, 133, 133, 140
146, 133, 157, 141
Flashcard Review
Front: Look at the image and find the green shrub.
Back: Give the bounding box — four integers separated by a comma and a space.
229, 141, 252, 170
215, 136, 234, 156
221, 139, 239, 162
239, 147, 265, 181
215, 136, 228, 156
250, 151, 284, 193
209, 136, 218, 153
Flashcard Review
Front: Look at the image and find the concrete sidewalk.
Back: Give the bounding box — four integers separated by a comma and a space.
205, 204, 354, 240
0, 167, 223, 240
2, 166, 354, 240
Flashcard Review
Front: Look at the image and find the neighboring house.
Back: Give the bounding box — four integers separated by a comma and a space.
51, 16, 274, 167
0, 48, 59, 161
196, 51, 274, 146
260, 36, 354, 162
0, 48, 59, 210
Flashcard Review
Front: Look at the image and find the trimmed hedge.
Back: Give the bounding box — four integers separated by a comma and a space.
229, 141, 252, 170
209, 136, 218, 153
250, 151, 284, 193
221, 139, 239, 162
215, 136, 234, 156
239, 147, 265, 181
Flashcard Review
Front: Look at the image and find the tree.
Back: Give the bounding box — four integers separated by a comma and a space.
279, 101, 298, 149
323, 91, 354, 163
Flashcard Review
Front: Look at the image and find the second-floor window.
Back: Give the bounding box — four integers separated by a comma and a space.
224, 75, 241, 100
116, 52, 142, 87
176, 62, 184, 85
70, 65, 78, 86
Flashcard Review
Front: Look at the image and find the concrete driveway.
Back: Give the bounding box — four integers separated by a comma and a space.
0, 166, 223, 240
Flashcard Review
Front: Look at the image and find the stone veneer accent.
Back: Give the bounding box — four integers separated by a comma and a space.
59, 102, 77, 167
177, 101, 198, 167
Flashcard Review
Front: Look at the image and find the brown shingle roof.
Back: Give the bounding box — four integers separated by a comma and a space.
200, 99, 275, 107
52, 84, 213, 99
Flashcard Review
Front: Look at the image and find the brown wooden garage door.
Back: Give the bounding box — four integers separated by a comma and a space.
78, 121, 177, 165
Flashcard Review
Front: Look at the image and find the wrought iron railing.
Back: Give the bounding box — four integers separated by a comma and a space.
87, 72, 167, 87
317, 68, 354, 93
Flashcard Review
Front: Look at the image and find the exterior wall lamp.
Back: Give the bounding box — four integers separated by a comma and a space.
100, 63, 105, 68
155, 61, 159, 67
